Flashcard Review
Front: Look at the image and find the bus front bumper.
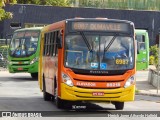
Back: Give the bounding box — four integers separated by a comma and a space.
8, 62, 38, 73
60, 83, 135, 102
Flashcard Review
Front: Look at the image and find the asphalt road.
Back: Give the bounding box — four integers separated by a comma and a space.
0, 71, 159, 118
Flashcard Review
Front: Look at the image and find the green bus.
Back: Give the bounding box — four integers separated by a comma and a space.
8, 27, 43, 78
135, 29, 149, 70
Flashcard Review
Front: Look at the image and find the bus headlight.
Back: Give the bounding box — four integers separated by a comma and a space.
62, 73, 73, 87
30, 57, 38, 65
124, 75, 135, 88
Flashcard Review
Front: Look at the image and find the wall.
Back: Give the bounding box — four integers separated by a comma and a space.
148, 69, 160, 88
1, 4, 160, 46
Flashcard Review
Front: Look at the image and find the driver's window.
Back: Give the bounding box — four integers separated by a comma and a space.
136, 35, 145, 50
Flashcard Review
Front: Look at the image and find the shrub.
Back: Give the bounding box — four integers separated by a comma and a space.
149, 55, 154, 65
150, 45, 158, 68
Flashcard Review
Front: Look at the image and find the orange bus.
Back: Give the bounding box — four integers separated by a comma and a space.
38, 18, 136, 110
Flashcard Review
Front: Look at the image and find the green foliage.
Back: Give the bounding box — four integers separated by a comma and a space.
149, 55, 154, 65
150, 45, 158, 67
79, 0, 101, 8
77, 0, 160, 10
16, 0, 70, 7
45, 0, 70, 6
0, 0, 16, 21
16, 0, 44, 4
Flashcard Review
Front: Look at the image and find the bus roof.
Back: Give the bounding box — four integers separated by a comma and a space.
14, 27, 43, 32
42, 18, 134, 33
135, 29, 148, 33
65, 18, 133, 23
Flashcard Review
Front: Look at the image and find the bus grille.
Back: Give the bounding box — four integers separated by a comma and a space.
11, 60, 30, 66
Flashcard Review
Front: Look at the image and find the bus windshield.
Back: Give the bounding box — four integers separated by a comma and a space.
9, 30, 40, 57
65, 34, 134, 70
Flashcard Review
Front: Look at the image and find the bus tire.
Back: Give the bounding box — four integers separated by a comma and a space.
43, 77, 51, 101
31, 73, 38, 79
54, 87, 64, 109
115, 102, 124, 110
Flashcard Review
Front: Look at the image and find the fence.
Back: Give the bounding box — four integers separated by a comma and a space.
148, 69, 160, 89
77, 0, 160, 11
0, 39, 9, 69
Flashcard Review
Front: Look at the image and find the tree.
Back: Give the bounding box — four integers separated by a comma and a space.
0, 0, 16, 21
45, 0, 70, 7
16, 0, 70, 7
150, 45, 159, 68
16, 0, 40, 4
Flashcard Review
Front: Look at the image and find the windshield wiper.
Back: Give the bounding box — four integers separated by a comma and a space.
103, 35, 117, 60
80, 32, 92, 52
104, 35, 117, 52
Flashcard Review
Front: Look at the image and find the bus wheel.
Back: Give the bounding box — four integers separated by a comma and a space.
43, 78, 51, 101
54, 87, 64, 109
115, 102, 124, 110
31, 73, 38, 79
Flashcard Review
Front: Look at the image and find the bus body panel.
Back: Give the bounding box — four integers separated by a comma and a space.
40, 21, 66, 95
8, 27, 43, 75
38, 33, 44, 90
135, 29, 149, 70
39, 18, 136, 107
59, 67, 135, 101
8, 60, 38, 73
61, 83, 135, 102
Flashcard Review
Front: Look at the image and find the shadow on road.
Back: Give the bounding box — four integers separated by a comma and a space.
63, 101, 115, 111
42, 101, 114, 117
10, 77, 37, 81
0, 96, 114, 117
0, 76, 37, 82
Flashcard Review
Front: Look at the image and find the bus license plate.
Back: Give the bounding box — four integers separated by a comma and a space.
92, 92, 104, 96
17, 67, 23, 70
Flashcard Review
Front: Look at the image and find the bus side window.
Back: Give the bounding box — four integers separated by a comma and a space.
55, 31, 59, 56
43, 33, 47, 56
48, 33, 51, 56
50, 32, 55, 57
142, 35, 145, 42
140, 43, 145, 50
46, 33, 49, 56
48, 32, 53, 56
140, 35, 145, 50
53, 31, 57, 56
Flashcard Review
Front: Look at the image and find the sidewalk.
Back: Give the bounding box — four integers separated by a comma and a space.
0, 67, 7, 71
136, 65, 160, 97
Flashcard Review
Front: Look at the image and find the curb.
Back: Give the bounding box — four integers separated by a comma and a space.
136, 92, 160, 97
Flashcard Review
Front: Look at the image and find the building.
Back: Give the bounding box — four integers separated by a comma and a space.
0, 4, 160, 46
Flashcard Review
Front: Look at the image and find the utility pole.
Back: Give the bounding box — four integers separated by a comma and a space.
19, 6, 26, 28
157, 32, 160, 94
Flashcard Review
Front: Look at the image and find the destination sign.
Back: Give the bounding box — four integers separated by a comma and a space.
16, 32, 25, 38
16, 31, 39, 38
25, 31, 39, 37
71, 22, 130, 33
